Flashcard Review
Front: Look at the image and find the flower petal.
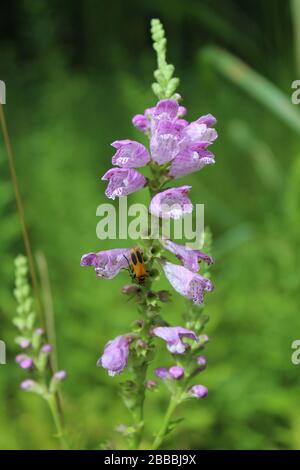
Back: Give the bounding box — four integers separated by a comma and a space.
162, 261, 213, 304
102, 168, 146, 199
149, 186, 193, 219
98, 335, 129, 376
163, 240, 213, 272
81, 248, 131, 279
111, 140, 150, 168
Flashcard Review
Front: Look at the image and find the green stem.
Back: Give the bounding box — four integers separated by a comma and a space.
151, 395, 179, 450
0, 104, 44, 325
47, 394, 69, 450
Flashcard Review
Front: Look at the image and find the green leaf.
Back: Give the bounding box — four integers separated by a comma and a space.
201, 46, 300, 135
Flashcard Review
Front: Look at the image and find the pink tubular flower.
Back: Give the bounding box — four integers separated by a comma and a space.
162, 261, 214, 304
163, 240, 213, 272
190, 384, 208, 398
150, 119, 183, 164
111, 140, 150, 168
97, 335, 129, 376
169, 365, 184, 379
153, 326, 198, 354
149, 186, 193, 219
102, 168, 146, 199
80, 248, 131, 279
168, 148, 215, 179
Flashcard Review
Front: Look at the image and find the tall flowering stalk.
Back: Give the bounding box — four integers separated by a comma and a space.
81, 19, 217, 449
13, 255, 68, 449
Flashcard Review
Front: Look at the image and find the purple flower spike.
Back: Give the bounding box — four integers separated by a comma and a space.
162, 262, 214, 304
111, 140, 150, 168
153, 326, 198, 354
16, 354, 33, 370
169, 365, 184, 379
190, 384, 208, 398
41, 344, 52, 354
149, 186, 193, 219
102, 168, 146, 199
98, 335, 129, 376
163, 240, 213, 273
155, 367, 169, 380
81, 248, 131, 279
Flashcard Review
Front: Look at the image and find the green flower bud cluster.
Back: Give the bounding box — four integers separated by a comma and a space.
151, 19, 180, 100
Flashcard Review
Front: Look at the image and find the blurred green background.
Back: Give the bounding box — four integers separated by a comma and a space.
1, 0, 300, 450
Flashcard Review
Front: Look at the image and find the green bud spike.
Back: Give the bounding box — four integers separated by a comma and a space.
150, 19, 180, 100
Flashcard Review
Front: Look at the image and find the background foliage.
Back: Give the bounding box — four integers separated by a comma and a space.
1, 0, 300, 450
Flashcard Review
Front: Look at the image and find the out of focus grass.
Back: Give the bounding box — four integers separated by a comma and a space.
0, 0, 300, 449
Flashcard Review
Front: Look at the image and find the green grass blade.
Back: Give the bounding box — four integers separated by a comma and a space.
201, 46, 300, 135
291, 0, 300, 75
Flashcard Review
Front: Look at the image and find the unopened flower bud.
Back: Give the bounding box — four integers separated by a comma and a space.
158, 290, 171, 303
189, 384, 208, 398
16, 354, 33, 370
169, 365, 184, 379
197, 355, 207, 370
20, 380, 44, 396
121, 284, 141, 295
41, 344, 52, 354
155, 367, 169, 380
145, 379, 158, 390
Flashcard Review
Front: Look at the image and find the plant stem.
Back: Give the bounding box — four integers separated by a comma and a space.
1, 104, 66, 445
0, 104, 44, 325
47, 394, 69, 450
151, 395, 179, 450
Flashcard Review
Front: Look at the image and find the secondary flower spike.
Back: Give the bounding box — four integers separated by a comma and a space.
111, 140, 150, 168
102, 168, 146, 199
97, 335, 130, 376
149, 186, 193, 219
162, 261, 213, 304
81, 248, 131, 279
153, 326, 198, 354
